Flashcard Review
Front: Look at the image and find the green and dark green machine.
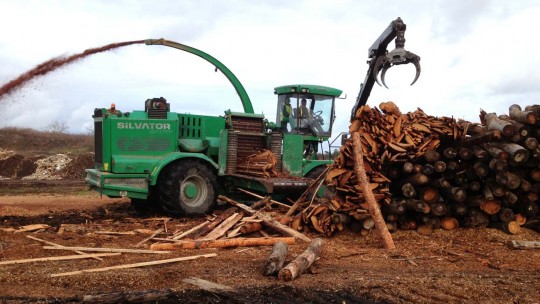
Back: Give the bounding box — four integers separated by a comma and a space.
85, 17, 421, 215
85, 38, 343, 216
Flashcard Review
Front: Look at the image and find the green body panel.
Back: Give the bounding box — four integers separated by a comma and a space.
176, 113, 224, 158
282, 133, 333, 176
85, 168, 149, 199
107, 111, 179, 173
282, 134, 305, 176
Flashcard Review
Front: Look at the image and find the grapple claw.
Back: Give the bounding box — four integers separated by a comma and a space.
410, 57, 421, 85
380, 64, 391, 89
377, 48, 421, 88
352, 17, 422, 120
372, 55, 387, 87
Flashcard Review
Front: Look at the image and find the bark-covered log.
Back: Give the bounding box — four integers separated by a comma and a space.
441, 217, 460, 230
420, 187, 440, 204
351, 132, 395, 250
509, 104, 537, 125
278, 238, 323, 281
264, 241, 289, 276
496, 142, 530, 164
484, 112, 515, 136
401, 183, 417, 198
490, 221, 521, 234
424, 150, 441, 163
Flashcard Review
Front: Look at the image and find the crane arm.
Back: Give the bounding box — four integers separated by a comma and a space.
350, 17, 421, 120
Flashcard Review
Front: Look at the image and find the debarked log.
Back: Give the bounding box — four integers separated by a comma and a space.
150, 237, 296, 250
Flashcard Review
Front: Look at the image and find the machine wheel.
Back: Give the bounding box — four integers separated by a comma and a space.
158, 159, 217, 216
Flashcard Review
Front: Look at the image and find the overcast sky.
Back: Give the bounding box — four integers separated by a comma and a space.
1, 0, 539, 138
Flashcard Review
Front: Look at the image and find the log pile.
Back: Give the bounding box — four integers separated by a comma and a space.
291, 102, 540, 236
236, 150, 279, 178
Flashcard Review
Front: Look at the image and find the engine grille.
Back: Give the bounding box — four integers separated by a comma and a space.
230, 115, 264, 133
148, 108, 168, 119
94, 120, 103, 165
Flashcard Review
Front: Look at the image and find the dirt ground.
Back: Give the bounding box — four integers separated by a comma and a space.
0, 182, 539, 304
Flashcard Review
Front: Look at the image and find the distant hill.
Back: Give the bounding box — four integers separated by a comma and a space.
0, 128, 94, 180
0, 127, 93, 156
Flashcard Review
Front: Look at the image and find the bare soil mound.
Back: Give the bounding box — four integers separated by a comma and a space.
0, 128, 93, 180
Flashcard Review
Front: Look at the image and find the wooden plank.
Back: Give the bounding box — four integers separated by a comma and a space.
201, 213, 243, 240
236, 188, 290, 209
43, 246, 170, 254
51, 253, 217, 278
182, 277, 235, 293
0, 253, 120, 266
14, 224, 50, 233
171, 221, 210, 240
135, 228, 164, 247
94, 231, 136, 235
26, 235, 103, 262
187, 208, 238, 239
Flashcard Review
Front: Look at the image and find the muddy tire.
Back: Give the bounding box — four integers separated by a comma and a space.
158, 159, 217, 216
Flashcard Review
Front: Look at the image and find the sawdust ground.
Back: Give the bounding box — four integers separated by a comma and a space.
0, 183, 539, 304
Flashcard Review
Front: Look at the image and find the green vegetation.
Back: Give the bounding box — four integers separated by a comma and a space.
0, 127, 93, 156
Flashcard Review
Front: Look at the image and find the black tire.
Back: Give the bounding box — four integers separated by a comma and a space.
157, 159, 217, 216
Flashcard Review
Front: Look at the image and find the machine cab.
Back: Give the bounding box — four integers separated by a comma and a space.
274, 84, 343, 137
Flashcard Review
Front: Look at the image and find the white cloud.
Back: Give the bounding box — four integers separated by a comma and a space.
0, 0, 539, 139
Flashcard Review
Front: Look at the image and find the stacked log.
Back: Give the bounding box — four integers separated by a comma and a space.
236, 150, 279, 178
293, 102, 539, 236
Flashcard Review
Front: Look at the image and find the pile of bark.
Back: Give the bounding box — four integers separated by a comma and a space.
293, 102, 540, 236
236, 150, 279, 178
